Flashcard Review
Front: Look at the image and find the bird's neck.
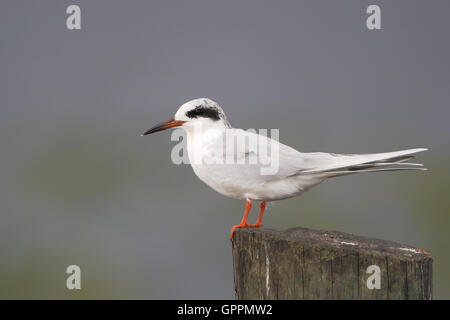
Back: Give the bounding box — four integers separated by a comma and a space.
186, 125, 226, 144
185, 125, 228, 165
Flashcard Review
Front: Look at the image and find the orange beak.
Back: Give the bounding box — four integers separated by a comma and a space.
141, 117, 186, 136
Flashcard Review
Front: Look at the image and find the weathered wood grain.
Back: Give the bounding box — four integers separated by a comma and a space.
231, 227, 432, 300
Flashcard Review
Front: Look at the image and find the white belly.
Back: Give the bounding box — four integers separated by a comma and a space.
190, 161, 324, 201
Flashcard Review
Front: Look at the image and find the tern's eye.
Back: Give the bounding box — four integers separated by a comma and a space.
186, 106, 220, 121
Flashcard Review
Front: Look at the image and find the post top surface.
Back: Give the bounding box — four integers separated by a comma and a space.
233, 227, 432, 261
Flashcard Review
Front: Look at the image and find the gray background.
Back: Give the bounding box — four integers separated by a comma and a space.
0, 0, 449, 299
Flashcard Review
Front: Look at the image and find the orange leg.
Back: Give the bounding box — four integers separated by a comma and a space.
249, 201, 266, 227
230, 199, 252, 239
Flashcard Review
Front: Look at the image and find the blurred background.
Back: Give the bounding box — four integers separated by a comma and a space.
0, 0, 449, 299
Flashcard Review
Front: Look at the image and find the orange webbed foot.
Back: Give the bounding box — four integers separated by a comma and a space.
230, 223, 251, 239
230, 200, 267, 240
247, 222, 263, 228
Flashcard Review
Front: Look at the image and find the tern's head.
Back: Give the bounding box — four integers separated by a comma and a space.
141, 98, 230, 136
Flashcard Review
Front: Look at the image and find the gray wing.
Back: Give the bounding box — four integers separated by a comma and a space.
224, 129, 427, 178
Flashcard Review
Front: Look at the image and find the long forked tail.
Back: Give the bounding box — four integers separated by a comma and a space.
301, 148, 428, 177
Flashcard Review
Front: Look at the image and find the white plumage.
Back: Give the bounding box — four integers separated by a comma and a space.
142, 98, 427, 238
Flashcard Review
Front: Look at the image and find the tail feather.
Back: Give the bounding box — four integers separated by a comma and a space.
326, 167, 427, 177
301, 148, 427, 177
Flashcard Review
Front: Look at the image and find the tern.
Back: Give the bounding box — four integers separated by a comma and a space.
142, 98, 427, 239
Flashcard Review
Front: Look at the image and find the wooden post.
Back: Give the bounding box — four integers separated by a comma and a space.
231, 227, 432, 300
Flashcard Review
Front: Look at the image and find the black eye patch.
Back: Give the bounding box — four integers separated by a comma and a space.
186, 106, 220, 121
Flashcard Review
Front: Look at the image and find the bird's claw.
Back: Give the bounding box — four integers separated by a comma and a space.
248, 223, 263, 228
230, 223, 263, 240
